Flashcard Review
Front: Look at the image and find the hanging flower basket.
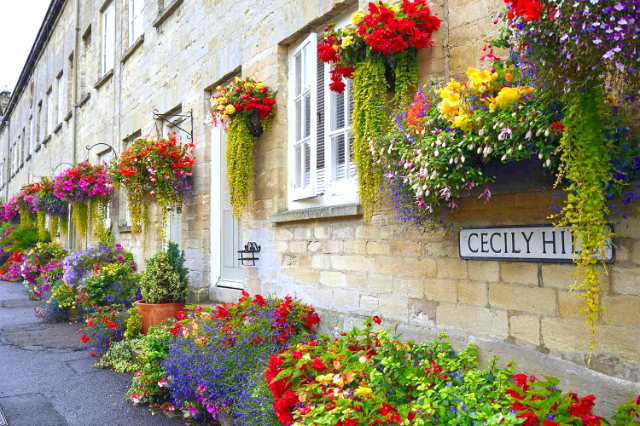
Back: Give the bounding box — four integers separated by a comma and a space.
34, 177, 69, 240
319, 0, 441, 220
246, 110, 264, 138
207, 76, 277, 220
109, 136, 194, 242
52, 162, 113, 240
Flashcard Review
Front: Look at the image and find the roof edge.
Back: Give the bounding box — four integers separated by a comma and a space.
0, 0, 66, 130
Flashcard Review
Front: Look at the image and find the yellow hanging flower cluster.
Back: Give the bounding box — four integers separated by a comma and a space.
437, 67, 534, 132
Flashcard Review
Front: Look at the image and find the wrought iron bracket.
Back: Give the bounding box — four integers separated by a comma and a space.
52, 162, 74, 173
86, 142, 118, 160
238, 242, 261, 266
153, 109, 193, 141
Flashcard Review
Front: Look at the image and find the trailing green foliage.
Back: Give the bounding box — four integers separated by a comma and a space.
352, 55, 388, 221
49, 215, 59, 239
36, 211, 48, 241
72, 201, 89, 240
554, 86, 612, 357
391, 51, 419, 112
226, 117, 254, 220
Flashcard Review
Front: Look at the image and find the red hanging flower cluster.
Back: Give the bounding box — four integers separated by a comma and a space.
358, 0, 441, 54
319, 0, 441, 93
208, 77, 277, 127
504, 0, 543, 22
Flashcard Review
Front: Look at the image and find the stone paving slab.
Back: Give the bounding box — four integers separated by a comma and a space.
0, 281, 183, 426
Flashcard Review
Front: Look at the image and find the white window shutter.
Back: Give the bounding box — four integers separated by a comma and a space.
315, 47, 326, 195
288, 33, 318, 201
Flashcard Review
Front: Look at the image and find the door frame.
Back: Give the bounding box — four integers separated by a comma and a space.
210, 125, 243, 289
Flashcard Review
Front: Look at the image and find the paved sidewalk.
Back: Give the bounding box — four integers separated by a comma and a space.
0, 280, 182, 426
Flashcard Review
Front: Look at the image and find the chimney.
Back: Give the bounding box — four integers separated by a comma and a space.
0, 91, 10, 118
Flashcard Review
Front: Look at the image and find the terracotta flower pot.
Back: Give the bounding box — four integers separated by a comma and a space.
136, 300, 185, 334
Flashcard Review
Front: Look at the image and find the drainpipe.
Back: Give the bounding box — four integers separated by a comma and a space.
4, 120, 9, 202
70, 0, 80, 248
72, 0, 79, 166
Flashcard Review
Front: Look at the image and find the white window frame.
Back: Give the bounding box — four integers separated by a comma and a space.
29, 116, 35, 154
287, 15, 358, 211
129, 0, 144, 45
98, 150, 114, 230
46, 89, 54, 135
288, 33, 318, 204
57, 72, 64, 124
102, 2, 115, 75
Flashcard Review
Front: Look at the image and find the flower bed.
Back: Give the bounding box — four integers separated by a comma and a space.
163, 292, 319, 423
20, 242, 67, 300
267, 317, 640, 425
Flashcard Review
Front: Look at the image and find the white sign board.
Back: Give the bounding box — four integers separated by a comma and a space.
459, 225, 614, 263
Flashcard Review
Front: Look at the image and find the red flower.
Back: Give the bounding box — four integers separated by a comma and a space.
80, 335, 89, 344
310, 357, 327, 372
170, 327, 179, 335
176, 311, 186, 321
550, 121, 564, 134
373, 315, 381, 325
89, 353, 95, 357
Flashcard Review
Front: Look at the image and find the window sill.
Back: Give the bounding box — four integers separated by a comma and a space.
42, 135, 51, 145
26, 154, 31, 161
153, 0, 183, 28
94, 69, 114, 90
78, 93, 91, 108
270, 203, 361, 224
122, 35, 144, 64
64, 111, 72, 122
35, 144, 41, 152
118, 224, 132, 233
54, 123, 62, 134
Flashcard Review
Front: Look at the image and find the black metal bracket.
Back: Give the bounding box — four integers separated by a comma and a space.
86, 142, 118, 160
52, 162, 74, 173
238, 242, 261, 266
153, 109, 193, 141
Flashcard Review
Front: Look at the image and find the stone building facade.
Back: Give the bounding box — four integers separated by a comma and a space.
0, 0, 638, 416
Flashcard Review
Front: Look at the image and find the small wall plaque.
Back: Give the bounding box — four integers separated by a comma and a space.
459, 225, 614, 263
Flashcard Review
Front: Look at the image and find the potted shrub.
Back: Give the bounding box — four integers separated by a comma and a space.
136, 242, 189, 334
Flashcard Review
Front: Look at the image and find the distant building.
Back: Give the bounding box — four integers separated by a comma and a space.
0, 91, 10, 119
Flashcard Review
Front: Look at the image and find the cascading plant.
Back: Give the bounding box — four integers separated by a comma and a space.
207, 76, 277, 221
109, 136, 194, 243
499, 0, 640, 357
52, 162, 113, 241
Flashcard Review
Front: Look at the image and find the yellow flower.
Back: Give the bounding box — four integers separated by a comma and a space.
493, 86, 533, 109
316, 374, 334, 385
354, 386, 372, 397
332, 44, 339, 52
389, 4, 399, 12
438, 80, 462, 117
466, 67, 496, 92
256, 83, 265, 90
341, 36, 353, 49
216, 85, 223, 92
452, 113, 472, 132
351, 10, 364, 25
332, 374, 344, 388
224, 105, 236, 115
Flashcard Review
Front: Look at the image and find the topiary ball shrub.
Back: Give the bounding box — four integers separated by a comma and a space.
139, 251, 188, 304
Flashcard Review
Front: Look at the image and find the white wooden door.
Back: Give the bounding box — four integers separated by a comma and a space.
211, 125, 243, 289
